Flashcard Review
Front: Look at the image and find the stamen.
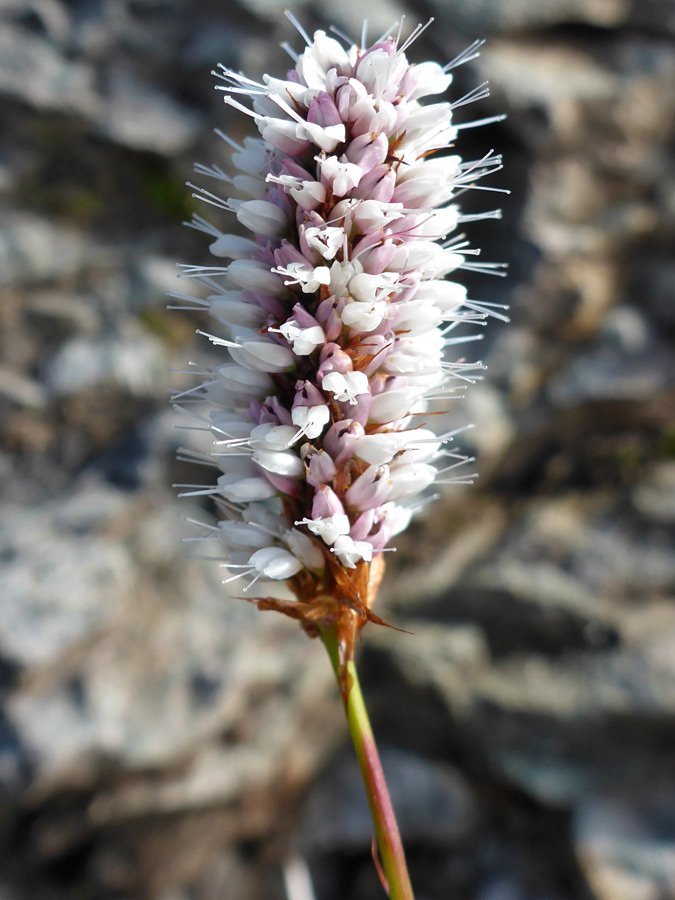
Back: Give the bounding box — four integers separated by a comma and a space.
221, 95, 262, 121
453, 184, 511, 197
186, 182, 234, 213
195, 329, 241, 349
242, 572, 264, 592
183, 516, 219, 531
443, 333, 485, 346
374, 21, 399, 44
176, 448, 220, 468
435, 457, 476, 476
455, 114, 508, 131
213, 128, 243, 151
443, 39, 486, 72
457, 209, 503, 223
176, 487, 219, 498
463, 299, 511, 322
280, 41, 299, 62
329, 24, 354, 46
284, 9, 313, 47
166, 290, 210, 311
406, 493, 441, 513
193, 163, 232, 183
170, 381, 215, 402
187, 554, 230, 561
399, 17, 434, 54
451, 83, 491, 110
395, 15, 405, 49
177, 264, 229, 278
222, 569, 254, 586
435, 476, 478, 485
458, 261, 509, 276
436, 424, 476, 441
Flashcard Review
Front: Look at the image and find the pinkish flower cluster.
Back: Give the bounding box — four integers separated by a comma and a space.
173, 18, 506, 612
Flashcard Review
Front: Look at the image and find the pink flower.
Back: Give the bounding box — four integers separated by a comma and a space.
174, 15, 507, 635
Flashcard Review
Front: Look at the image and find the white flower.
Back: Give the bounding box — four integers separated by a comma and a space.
284, 528, 325, 571
235, 199, 288, 236
274, 262, 332, 293
332, 535, 374, 568
341, 299, 389, 333
322, 371, 369, 404
217, 472, 278, 503
226, 259, 284, 294
279, 320, 326, 355
291, 404, 331, 440
249, 547, 303, 580
297, 513, 350, 546
266, 172, 326, 209
316, 155, 363, 196
303, 225, 344, 260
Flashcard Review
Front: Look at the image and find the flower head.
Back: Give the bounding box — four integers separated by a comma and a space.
174, 16, 507, 656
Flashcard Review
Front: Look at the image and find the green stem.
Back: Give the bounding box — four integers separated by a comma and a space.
321, 629, 415, 900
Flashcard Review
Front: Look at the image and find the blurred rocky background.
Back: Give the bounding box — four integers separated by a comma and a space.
0, 0, 674, 898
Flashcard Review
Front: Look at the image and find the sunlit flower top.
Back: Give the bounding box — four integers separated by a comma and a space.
173, 15, 507, 646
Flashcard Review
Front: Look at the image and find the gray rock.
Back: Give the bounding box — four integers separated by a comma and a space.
87, 409, 178, 490
68, 0, 135, 58
2, 486, 341, 801
0, 883, 20, 900
484, 326, 543, 407
634, 256, 675, 333
0, 483, 133, 668
548, 307, 675, 407
0, 365, 47, 409
179, 23, 246, 68
424, 0, 630, 35
375, 486, 675, 806
0, 24, 200, 156
25, 292, 100, 335
234, 0, 312, 19
629, 0, 675, 33
44, 322, 165, 397
11, 593, 339, 801
131, 255, 182, 312
0, 0, 71, 44
68, 0, 184, 62
477, 876, 529, 900
370, 607, 675, 806
392, 492, 675, 620
320, 0, 408, 41
0, 210, 102, 288
0, 24, 98, 117
491, 495, 675, 599
478, 38, 616, 111
98, 67, 201, 155
574, 791, 675, 900
633, 463, 675, 525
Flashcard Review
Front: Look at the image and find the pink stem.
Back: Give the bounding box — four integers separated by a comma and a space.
321, 629, 415, 900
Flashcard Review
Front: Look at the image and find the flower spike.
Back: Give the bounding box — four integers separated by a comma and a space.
177, 20, 506, 663
176, 19, 505, 898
